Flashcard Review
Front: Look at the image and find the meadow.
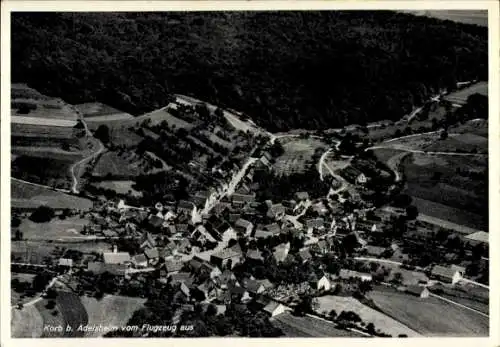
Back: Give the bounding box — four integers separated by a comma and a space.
11, 179, 93, 211
367, 286, 489, 336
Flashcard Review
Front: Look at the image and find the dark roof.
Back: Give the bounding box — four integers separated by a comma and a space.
148, 215, 164, 228
431, 265, 458, 279
405, 285, 428, 295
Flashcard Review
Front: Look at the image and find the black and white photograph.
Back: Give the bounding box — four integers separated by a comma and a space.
2, 1, 497, 342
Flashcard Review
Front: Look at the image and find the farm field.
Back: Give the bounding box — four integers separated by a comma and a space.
90, 180, 142, 197
273, 138, 327, 176
57, 291, 89, 337
12, 122, 77, 140
80, 295, 146, 337
11, 305, 44, 338
367, 287, 489, 336
133, 107, 194, 129
403, 10, 488, 27
416, 212, 484, 235
11, 179, 93, 211
11, 273, 37, 304
92, 151, 160, 178
75, 102, 134, 122
443, 81, 488, 105
271, 312, 362, 337
412, 197, 486, 232
424, 135, 487, 154
18, 216, 88, 240
35, 298, 66, 337
450, 119, 488, 137
400, 153, 487, 230
12, 153, 81, 189
315, 295, 419, 337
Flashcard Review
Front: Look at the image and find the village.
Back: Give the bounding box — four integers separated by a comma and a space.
11, 90, 489, 337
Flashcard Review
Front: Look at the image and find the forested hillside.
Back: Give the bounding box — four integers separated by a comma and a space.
12, 11, 487, 131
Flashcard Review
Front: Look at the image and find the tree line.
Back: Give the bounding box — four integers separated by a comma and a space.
12, 11, 487, 131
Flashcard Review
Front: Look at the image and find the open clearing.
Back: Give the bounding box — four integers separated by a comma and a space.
404, 10, 487, 27
443, 82, 488, 105
80, 295, 146, 337
11, 305, 44, 338
11, 179, 93, 211
91, 180, 142, 197
35, 298, 66, 337
75, 102, 134, 122
316, 295, 419, 337
19, 216, 88, 240
367, 287, 488, 336
271, 312, 362, 337
92, 151, 158, 178
273, 138, 327, 176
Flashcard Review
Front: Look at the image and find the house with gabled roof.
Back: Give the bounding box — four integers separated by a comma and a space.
263, 301, 288, 317
132, 254, 148, 268
405, 285, 430, 298
244, 279, 266, 294
229, 284, 252, 303
144, 247, 160, 265
234, 218, 254, 236
315, 275, 333, 291
298, 248, 313, 263
273, 243, 290, 263
140, 232, 157, 250
267, 203, 286, 221
216, 269, 240, 289
430, 265, 462, 284
246, 249, 264, 262
210, 248, 243, 269
163, 260, 184, 274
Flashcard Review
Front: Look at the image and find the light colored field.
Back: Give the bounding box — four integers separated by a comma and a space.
272, 312, 362, 337
92, 180, 142, 197
368, 287, 489, 336
404, 10, 488, 27
19, 216, 88, 240
12, 123, 76, 139
11, 115, 78, 127
316, 295, 419, 337
11, 306, 44, 338
75, 102, 134, 121
444, 82, 488, 105
11, 179, 93, 211
35, 299, 66, 337
136, 107, 194, 129
80, 295, 146, 337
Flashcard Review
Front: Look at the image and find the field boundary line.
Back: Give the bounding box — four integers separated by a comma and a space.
429, 293, 489, 318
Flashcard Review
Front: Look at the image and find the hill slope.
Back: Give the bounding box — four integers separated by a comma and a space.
12, 11, 487, 131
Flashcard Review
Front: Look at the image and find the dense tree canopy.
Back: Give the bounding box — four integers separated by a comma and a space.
12, 11, 487, 131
